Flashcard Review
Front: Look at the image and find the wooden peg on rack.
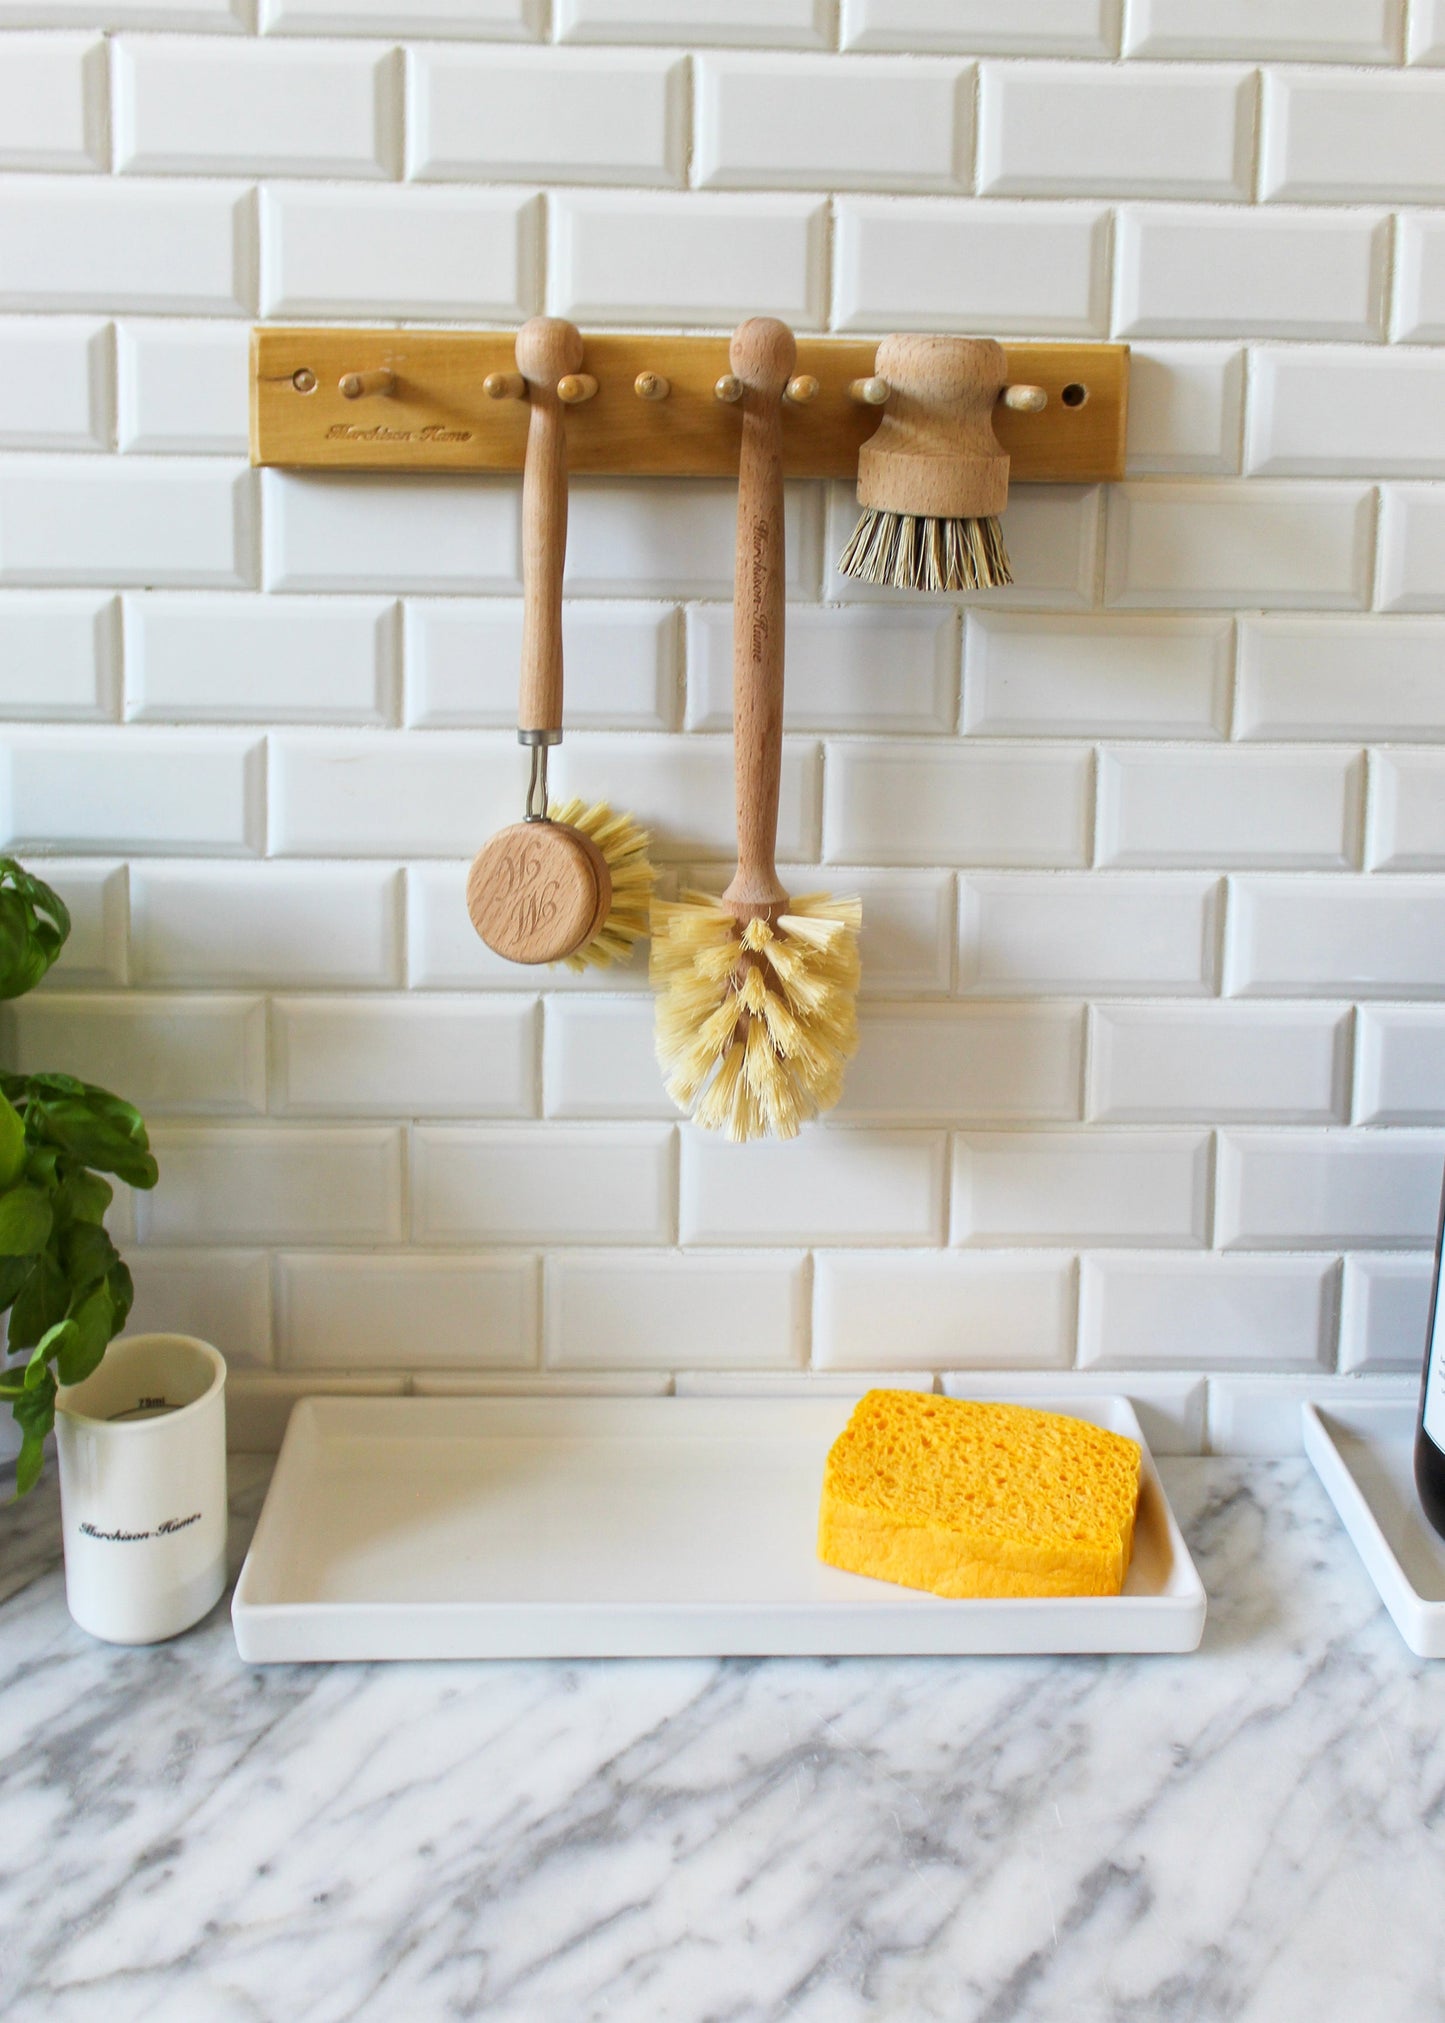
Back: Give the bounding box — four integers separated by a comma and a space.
1001, 384, 1048, 412
557, 373, 599, 405
339, 368, 394, 400
785, 373, 820, 405
483, 371, 526, 400
634, 371, 670, 401
715, 374, 743, 404
848, 375, 890, 406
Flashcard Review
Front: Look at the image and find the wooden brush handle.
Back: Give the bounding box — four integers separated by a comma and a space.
722, 317, 795, 920
515, 317, 584, 741
857, 334, 1010, 521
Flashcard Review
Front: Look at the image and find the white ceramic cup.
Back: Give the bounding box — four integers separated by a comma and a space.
55, 1333, 228, 1645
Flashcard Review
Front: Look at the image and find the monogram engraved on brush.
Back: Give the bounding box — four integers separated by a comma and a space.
495, 840, 560, 938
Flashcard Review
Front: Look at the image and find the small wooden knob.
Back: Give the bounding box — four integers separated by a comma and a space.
557, 373, 598, 405
339, 368, 394, 400
634, 371, 670, 401
785, 374, 820, 405
848, 376, 890, 406
1001, 384, 1048, 413
483, 371, 525, 401
715, 374, 743, 404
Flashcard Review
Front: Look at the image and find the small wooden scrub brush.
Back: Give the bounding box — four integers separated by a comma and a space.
651, 318, 861, 1142
837, 334, 1045, 595
467, 317, 653, 971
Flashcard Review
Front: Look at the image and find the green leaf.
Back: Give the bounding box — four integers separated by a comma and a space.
26, 1318, 75, 1387
55, 1169, 113, 1226
60, 1219, 117, 1292
0, 860, 70, 1004
55, 1286, 113, 1386
0, 1093, 25, 1190
9, 1255, 68, 1353
0, 1185, 52, 1256
25, 1083, 158, 1189
0, 1254, 33, 1310
10, 1374, 55, 1498
107, 1259, 134, 1336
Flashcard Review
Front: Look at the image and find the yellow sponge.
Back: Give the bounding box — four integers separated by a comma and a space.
818, 1390, 1141, 1600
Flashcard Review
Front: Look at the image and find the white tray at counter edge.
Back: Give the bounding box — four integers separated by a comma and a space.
1302, 1400, 1445, 1659
232, 1392, 1207, 1662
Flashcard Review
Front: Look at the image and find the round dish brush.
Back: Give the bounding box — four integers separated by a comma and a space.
837, 334, 1044, 595
467, 317, 654, 971
651, 318, 861, 1142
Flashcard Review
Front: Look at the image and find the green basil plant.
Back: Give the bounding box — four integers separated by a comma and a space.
0, 860, 157, 1496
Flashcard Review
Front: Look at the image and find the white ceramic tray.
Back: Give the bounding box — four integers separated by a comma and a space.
1302, 1400, 1445, 1658
231, 1394, 1207, 1662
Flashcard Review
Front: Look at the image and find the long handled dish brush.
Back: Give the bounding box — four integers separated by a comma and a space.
467, 316, 654, 971
651, 318, 861, 1142
837, 334, 1045, 594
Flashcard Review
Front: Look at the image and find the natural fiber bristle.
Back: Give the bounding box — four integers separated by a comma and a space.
649, 890, 862, 1141
837, 509, 1012, 593
548, 797, 655, 971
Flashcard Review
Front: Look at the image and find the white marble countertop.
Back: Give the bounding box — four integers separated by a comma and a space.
2, 1452, 1441, 2023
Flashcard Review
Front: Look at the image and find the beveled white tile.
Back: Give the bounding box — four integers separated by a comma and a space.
1369, 751, 1445, 870
1089, 1003, 1353, 1123
0, 317, 110, 449
1, 991, 265, 1115
1124, 345, 1246, 476
1339, 1254, 1434, 1372
696, 52, 970, 192
680, 1126, 947, 1246
0, 727, 263, 855
1126, 0, 1399, 59
843, 0, 1117, 55
1228, 875, 1445, 999
412, 1124, 676, 1245
543, 995, 673, 1120
131, 861, 403, 988
1104, 482, 1376, 611
0, 176, 254, 314
964, 614, 1232, 739
1079, 1253, 1337, 1369
277, 1252, 540, 1370
262, 471, 519, 595
405, 599, 676, 730
126, 1249, 273, 1369
1237, 617, 1445, 741
1248, 347, 1445, 478
30, 859, 128, 989
273, 996, 539, 1118
979, 62, 1254, 199
0, 32, 108, 170
1097, 747, 1365, 870
125, 592, 396, 723
960, 874, 1221, 995
140, 1124, 405, 1244
953, 1131, 1210, 1247
408, 45, 684, 185
558, 0, 827, 43
550, 190, 827, 328
814, 1251, 1077, 1369
836, 1004, 1085, 1123
1115, 206, 1389, 340
1378, 485, 1445, 611
0, 591, 119, 719
0, 454, 254, 588
1356, 1007, 1445, 1123
545, 1250, 808, 1369
568, 479, 819, 599
1216, 1129, 1445, 1250
116, 320, 250, 454
1394, 213, 1445, 341
1261, 68, 1445, 202
835, 197, 1111, 335
824, 740, 1093, 868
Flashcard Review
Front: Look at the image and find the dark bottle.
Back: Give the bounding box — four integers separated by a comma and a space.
1414, 1161, 1445, 1539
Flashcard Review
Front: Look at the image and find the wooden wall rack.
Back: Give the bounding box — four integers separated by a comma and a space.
250, 330, 1129, 483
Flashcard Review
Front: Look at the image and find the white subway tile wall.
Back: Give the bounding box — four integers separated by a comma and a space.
2, 7, 1442, 1407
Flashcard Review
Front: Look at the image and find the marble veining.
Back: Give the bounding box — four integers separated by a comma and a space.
2, 1456, 1442, 2023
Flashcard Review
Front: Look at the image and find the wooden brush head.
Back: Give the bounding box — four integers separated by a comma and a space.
855, 334, 1010, 521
